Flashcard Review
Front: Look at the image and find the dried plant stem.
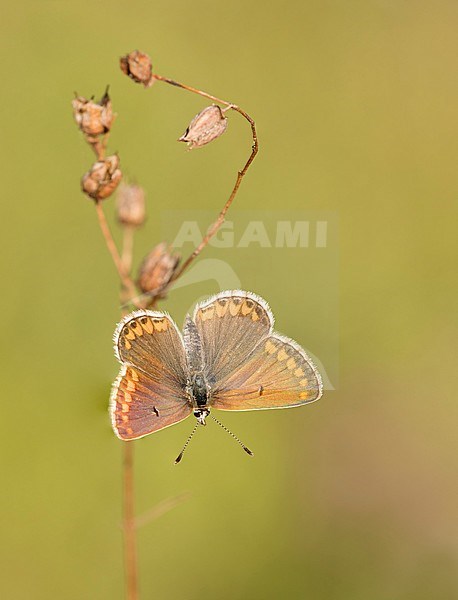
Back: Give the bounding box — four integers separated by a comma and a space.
152, 74, 258, 280
118, 220, 138, 600
134, 491, 191, 529
94, 201, 138, 303
173, 127, 255, 278
95, 203, 139, 598
88, 138, 105, 160
121, 225, 135, 274
123, 442, 138, 600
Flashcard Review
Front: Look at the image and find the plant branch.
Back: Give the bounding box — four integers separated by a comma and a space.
94, 201, 138, 304
123, 442, 138, 600
134, 491, 192, 529
152, 74, 258, 281
96, 215, 138, 599
121, 225, 135, 274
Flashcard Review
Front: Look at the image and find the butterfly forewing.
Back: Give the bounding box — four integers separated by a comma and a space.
193, 290, 273, 382
111, 365, 192, 439
211, 334, 323, 411
111, 310, 191, 440
116, 310, 188, 387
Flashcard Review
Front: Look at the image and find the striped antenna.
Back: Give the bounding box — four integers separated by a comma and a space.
210, 414, 254, 457
174, 422, 199, 464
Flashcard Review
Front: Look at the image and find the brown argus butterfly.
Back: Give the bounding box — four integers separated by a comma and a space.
110, 290, 323, 461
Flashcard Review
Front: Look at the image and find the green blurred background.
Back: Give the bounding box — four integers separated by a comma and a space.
1, 1, 457, 598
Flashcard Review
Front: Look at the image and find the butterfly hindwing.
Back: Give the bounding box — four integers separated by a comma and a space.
211, 333, 323, 411
111, 365, 192, 440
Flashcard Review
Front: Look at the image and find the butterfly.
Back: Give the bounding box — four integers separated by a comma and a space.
110, 290, 323, 461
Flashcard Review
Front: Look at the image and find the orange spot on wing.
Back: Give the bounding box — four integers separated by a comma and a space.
277, 348, 288, 362
132, 322, 143, 336
125, 328, 136, 340
241, 301, 253, 316
129, 368, 139, 381
216, 301, 228, 317
202, 306, 215, 321
287, 358, 296, 370
153, 319, 168, 332
141, 318, 154, 333
229, 300, 241, 316
265, 340, 276, 354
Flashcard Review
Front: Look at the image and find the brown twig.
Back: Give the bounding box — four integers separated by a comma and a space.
96, 205, 138, 599
116, 201, 138, 600
94, 201, 138, 304
123, 442, 138, 600
152, 74, 258, 282
121, 225, 135, 274
134, 491, 192, 529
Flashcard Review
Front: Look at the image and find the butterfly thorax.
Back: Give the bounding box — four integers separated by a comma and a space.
187, 372, 211, 424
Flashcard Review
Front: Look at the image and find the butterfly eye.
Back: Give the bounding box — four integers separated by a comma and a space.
245, 299, 254, 308
140, 317, 148, 325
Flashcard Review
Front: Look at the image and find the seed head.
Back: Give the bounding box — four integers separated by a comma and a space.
178, 105, 228, 149
72, 89, 114, 139
120, 50, 154, 88
81, 155, 122, 201
137, 243, 180, 297
116, 183, 146, 227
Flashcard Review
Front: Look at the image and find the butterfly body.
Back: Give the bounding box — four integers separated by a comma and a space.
183, 316, 210, 408
110, 290, 323, 441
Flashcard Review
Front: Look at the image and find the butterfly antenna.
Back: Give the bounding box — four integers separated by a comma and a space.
174, 422, 199, 464
210, 415, 254, 457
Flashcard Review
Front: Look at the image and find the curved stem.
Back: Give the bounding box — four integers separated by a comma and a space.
152, 74, 258, 282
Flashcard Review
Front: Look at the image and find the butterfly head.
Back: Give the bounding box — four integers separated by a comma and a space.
193, 407, 210, 426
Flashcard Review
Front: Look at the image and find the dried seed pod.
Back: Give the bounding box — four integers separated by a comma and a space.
120, 50, 154, 88
72, 90, 114, 139
81, 155, 122, 201
116, 183, 146, 227
137, 243, 180, 296
178, 105, 228, 149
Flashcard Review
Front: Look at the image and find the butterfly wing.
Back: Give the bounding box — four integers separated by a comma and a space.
193, 290, 274, 382
110, 310, 192, 440
111, 364, 192, 440
211, 333, 323, 411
